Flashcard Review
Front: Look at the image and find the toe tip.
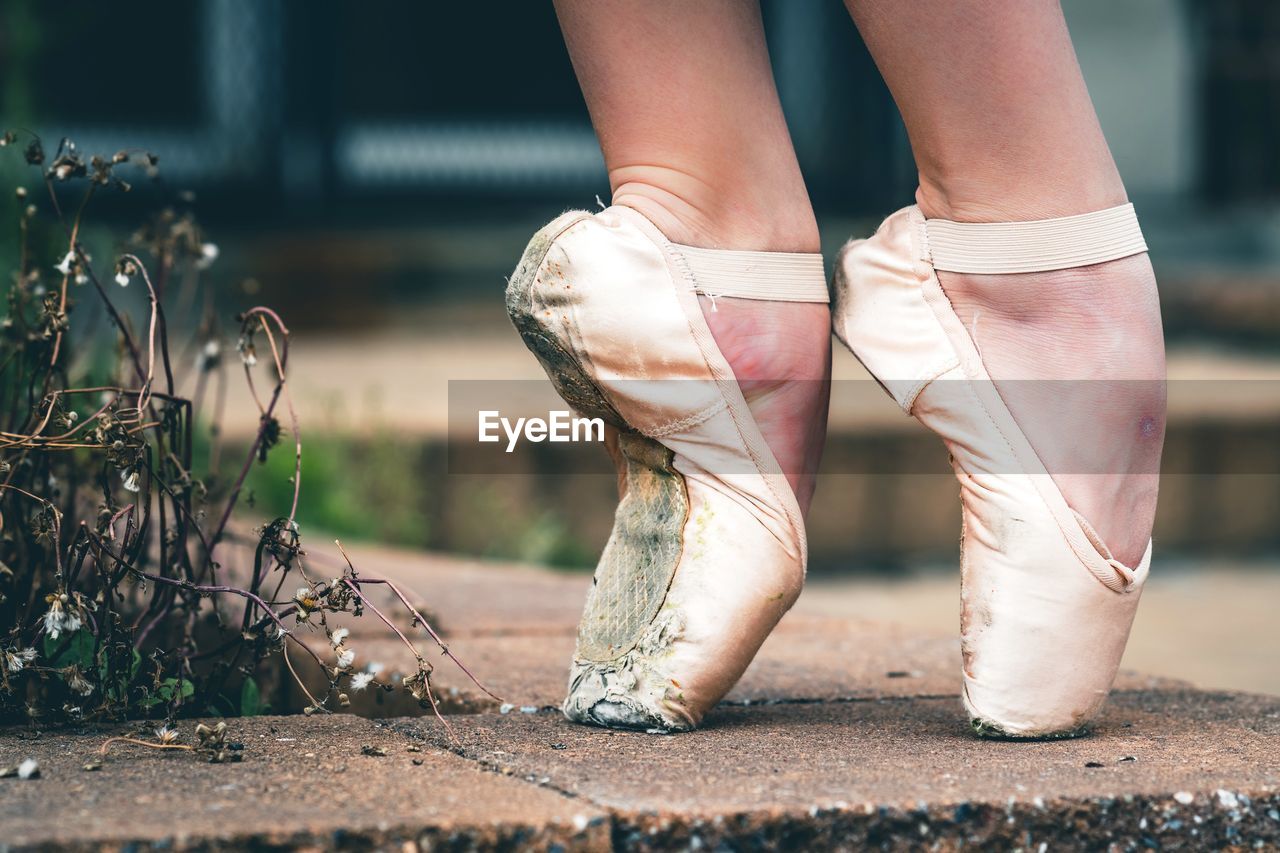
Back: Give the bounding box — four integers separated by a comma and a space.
563, 662, 700, 733
963, 685, 1105, 740
563, 697, 695, 733
969, 715, 1093, 741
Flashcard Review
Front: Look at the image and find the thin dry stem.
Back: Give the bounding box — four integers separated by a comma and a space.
97, 737, 194, 757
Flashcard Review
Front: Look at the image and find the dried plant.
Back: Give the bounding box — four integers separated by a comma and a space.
0, 132, 495, 729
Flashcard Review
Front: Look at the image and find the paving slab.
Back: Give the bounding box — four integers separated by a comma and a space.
393, 689, 1280, 850
1, 532, 1266, 852
290, 611, 1183, 718
278, 547, 1188, 717
0, 714, 608, 851
276, 548, 1189, 715
4, 691, 1275, 851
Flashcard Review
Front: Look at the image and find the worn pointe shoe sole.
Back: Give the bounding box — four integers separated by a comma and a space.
833, 205, 1155, 739
506, 208, 814, 731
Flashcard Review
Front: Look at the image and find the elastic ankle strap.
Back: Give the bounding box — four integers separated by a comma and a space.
921, 203, 1147, 274
673, 244, 829, 303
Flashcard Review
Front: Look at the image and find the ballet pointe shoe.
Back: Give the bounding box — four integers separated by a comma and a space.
506, 206, 828, 731
832, 204, 1154, 738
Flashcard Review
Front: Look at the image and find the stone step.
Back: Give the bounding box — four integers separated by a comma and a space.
5, 543, 1275, 850
394, 688, 1280, 851
0, 714, 607, 850
220, 332, 1280, 561
3, 690, 1277, 850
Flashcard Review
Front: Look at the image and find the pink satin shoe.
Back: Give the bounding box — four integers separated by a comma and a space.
506, 206, 828, 731
832, 203, 1155, 738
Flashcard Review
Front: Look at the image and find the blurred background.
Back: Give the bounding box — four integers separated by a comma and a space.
1, 0, 1276, 693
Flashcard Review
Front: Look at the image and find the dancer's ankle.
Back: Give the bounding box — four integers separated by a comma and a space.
609, 166, 819, 254
914, 172, 1128, 224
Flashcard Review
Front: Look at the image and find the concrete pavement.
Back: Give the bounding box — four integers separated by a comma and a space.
3, 547, 1277, 850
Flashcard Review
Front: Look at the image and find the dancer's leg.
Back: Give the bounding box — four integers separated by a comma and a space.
846, 0, 1164, 563
554, 0, 830, 510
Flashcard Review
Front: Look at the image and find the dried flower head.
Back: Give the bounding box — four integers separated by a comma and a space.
42, 596, 82, 640
401, 664, 436, 705
236, 335, 257, 367
293, 586, 321, 621
113, 257, 137, 288
4, 647, 37, 673
64, 665, 94, 696
195, 721, 227, 749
